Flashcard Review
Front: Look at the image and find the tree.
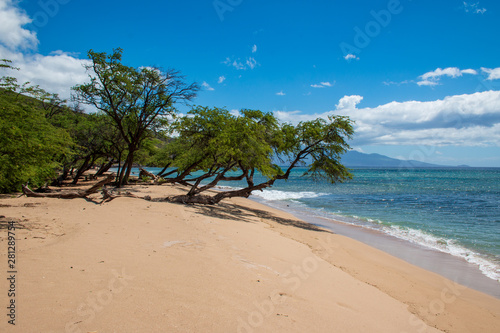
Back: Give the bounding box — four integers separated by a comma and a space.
1, 59, 67, 119
0, 91, 72, 193
155, 106, 354, 204
0, 59, 21, 94
73, 48, 199, 187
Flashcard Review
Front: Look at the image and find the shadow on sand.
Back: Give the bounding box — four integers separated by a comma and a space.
189, 201, 330, 233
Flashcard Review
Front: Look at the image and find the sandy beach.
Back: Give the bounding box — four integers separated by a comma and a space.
1, 180, 499, 332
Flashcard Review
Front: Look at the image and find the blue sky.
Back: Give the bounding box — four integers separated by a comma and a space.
1, 0, 500, 166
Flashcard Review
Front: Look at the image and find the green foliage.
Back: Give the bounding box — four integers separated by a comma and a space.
295, 115, 354, 183
157, 106, 354, 202
0, 92, 72, 193
163, 106, 277, 177
0, 59, 21, 93
0, 55, 354, 200
73, 48, 199, 186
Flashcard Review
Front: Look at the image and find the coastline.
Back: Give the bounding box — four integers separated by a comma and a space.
1, 181, 499, 332
251, 196, 500, 299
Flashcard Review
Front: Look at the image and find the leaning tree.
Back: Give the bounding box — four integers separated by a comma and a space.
154, 106, 354, 204
72, 48, 199, 187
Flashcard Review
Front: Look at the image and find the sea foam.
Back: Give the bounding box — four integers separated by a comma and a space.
250, 189, 326, 201
381, 225, 500, 282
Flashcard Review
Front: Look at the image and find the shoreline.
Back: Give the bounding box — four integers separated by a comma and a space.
250, 197, 500, 299
1, 181, 500, 332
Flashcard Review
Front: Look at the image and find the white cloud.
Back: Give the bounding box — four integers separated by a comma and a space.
417, 67, 478, 86
246, 57, 258, 70
463, 2, 487, 14
230, 109, 241, 117
274, 110, 305, 123
0, 45, 89, 100
218, 75, 226, 84
0, 0, 37, 50
481, 67, 500, 80
223, 57, 245, 70
344, 54, 359, 61
202, 81, 214, 91
417, 79, 439, 87
252, 44, 257, 53
276, 91, 285, 96
461, 68, 478, 75
383, 80, 410, 86
311, 81, 334, 88
336, 95, 363, 110
274, 91, 500, 147
223, 56, 259, 70
0, 1, 89, 100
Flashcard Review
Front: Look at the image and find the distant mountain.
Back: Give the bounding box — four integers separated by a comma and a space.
341, 151, 453, 168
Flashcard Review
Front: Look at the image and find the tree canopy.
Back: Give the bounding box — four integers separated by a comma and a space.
73, 48, 199, 186
1, 51, 354, 204
155, 106, 354, 204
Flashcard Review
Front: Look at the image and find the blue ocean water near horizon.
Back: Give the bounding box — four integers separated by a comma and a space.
135, 166, 500, 284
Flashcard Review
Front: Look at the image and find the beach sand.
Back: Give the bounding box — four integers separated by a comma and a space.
1, 180, 499, 332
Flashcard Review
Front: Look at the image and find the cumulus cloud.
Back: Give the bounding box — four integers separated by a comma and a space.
274, 91, 500, 147
0, 0, 37, 50
0, 46, 89, 100
481, 67, 500, 81
276, 91, 285, 96
218, 75, 226, 84
0, 0, 89, 100
417, 67, 478, 86
252, 44, 257, 53
336, 95, 363, 110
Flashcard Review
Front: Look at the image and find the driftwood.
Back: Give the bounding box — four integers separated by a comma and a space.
139, 167, 162, 183
22, 174, 114, 199
100, 187, 151, 204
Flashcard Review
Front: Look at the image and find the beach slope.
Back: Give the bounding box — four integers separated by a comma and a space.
1, 183, 499, 332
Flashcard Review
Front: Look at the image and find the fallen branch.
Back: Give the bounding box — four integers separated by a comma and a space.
22, 174, 114, 199
100, 187, 151, 204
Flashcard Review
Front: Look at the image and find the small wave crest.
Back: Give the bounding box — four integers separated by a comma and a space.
382, 225, 500, 282
251, 190, 326, 201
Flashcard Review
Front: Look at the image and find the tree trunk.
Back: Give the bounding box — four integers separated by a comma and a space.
121, 148, 135, 186
95, 159, 114, 177
167, 177, 276, 205
51, 166, 70, 186
161, 157, 205, 184
72, 156, 91, 185
115, 150, 122, 184
156, 163, 171, 177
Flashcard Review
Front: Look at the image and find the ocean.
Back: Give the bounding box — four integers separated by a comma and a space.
251, 168, 500, 278
135, 166, 500, 295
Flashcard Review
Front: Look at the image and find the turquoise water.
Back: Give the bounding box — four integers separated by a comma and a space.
247, 168, 500, 282
135, 167, 500, 282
